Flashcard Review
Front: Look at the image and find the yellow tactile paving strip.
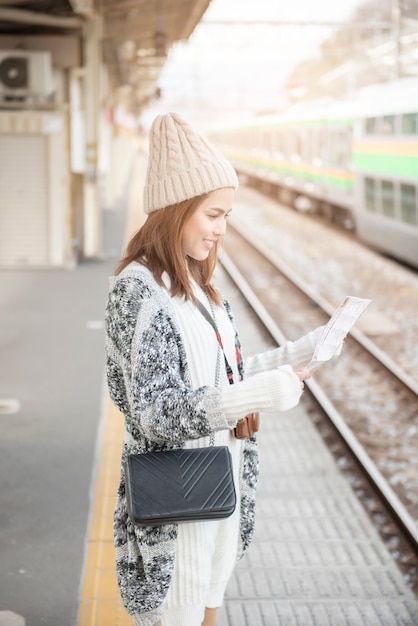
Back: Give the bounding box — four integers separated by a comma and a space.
78, 400, 131, 626
78, 150, 147, 626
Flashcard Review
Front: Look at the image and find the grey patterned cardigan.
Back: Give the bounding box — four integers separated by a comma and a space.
105, 265, 259, 626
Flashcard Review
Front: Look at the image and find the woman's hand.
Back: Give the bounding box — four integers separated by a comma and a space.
294, 368, 312, 390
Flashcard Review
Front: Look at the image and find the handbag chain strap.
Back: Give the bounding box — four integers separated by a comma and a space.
209, 348, 220, 447
196, 297, 230, 447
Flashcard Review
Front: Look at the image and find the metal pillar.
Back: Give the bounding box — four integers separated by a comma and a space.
392, 0, 401, 80
83, 15, 102, 259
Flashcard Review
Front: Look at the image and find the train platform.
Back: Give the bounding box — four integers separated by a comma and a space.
1, 151, 418, 626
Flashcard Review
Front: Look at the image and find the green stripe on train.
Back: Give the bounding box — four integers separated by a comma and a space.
235, 118, 353, 131
353, 153, 418, 178
229, 155, 354, 190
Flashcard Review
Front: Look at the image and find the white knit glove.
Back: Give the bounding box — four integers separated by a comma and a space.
220, 365, 303, 425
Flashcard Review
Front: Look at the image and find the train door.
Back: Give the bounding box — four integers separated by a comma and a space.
322, 124, 355, 226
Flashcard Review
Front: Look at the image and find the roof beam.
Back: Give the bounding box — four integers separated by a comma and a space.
179, 0, 210, 40
69, 0, 94, 16
0, 0, 34, 5
0, 7, 83, 29
203, 19, 393, 28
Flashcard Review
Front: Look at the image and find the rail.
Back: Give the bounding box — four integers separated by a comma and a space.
219, 247, 418, 553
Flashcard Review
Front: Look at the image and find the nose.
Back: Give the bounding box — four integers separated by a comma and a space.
214, 218, 227, 236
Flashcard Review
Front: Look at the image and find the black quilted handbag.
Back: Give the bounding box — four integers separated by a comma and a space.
125, 445, 236, 526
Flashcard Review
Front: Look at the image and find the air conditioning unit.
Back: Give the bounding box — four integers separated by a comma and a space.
0, 50, 54, 99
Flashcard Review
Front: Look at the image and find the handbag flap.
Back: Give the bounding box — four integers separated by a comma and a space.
125, 446, 236, 526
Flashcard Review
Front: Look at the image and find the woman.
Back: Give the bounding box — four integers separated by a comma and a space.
105, 112, 320, 626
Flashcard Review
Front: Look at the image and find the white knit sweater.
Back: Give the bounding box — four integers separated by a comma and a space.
170, 278, 319, 426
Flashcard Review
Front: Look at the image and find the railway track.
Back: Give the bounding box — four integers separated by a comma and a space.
220, 220, 418, 589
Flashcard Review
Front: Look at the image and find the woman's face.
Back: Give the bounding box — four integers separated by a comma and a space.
182, 187, 235, 261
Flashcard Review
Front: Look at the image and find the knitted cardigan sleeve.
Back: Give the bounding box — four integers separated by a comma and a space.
243, 326, 323, 377
105, 272, 231, 446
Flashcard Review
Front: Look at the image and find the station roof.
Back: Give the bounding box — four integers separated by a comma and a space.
0, 0, 211, 112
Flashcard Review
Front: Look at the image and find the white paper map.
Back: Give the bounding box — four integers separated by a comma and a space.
306, 296, 371, 372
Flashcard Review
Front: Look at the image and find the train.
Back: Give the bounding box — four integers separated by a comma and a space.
209, 78, 418, 268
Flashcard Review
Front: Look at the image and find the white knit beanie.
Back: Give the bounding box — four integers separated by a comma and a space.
143, 112, 239, 214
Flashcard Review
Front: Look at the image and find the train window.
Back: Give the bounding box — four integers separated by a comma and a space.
401, 113, 417, 134
400, 184, 417, 225
304, 131, 310, 161
365, 117, 376, 134
273, 130, 284, 159
318, 130, 327, 162
265, 130, 273, 156
295, 132, 302, 158
365, 177, 376, 211
311, 128, 319, 163
381, 180, 395, 218
247, 130, 254, 152
380, 115, 395, 134
271, 129, 277, 156
259, 131, 267, 157
286, 132, 296, 158
329, 130, 348, 168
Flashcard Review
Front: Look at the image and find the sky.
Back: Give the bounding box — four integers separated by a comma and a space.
142, 0, 367, 125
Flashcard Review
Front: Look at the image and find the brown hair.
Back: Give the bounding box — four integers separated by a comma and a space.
115, 197, 221, 305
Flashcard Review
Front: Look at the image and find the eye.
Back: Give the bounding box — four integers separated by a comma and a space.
206, 209, 231, 220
